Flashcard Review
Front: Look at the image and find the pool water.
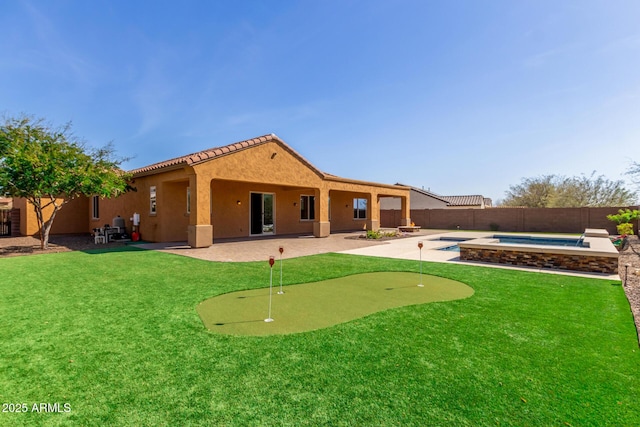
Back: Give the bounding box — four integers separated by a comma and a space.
438, 245, 460, 252
495, 235, 585, 247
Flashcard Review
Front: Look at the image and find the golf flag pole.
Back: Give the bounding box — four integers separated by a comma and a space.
417, 241, 424, 287
278, 246, 284, 294
265, 256, 275, 322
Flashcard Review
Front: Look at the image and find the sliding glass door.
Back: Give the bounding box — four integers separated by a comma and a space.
250, 192, 275, 235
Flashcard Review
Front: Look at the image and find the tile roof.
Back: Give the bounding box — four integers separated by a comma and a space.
442, 195, 485, 207
400, 184, 487, 207
130, 134, 296, 176
127, 134, 408, 191
397, 184, 450, 204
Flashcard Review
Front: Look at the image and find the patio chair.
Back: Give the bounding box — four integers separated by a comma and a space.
93, 228, 106, 244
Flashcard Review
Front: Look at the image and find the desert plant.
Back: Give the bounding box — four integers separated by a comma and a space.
616, 223, 634, 236
366, 230, 382, 239
606, 208, 640, 235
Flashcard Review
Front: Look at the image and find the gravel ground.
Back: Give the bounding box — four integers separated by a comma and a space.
2, 232, 640, 342
619, 235, 640, 342
0, 234, 127, 256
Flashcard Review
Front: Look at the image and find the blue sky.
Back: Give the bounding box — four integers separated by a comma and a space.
2, 1, 639, 203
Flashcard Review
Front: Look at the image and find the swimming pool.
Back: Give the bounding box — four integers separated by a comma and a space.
494, 235, 587, 248
457, 230, 618, 274
438, 245, 460, 252
430, 237, 472, 243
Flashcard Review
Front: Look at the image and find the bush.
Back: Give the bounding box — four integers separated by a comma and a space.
366, 230, 382, 239
606, 208, 639, 235
616, 223, 634, 235
489, 223, 500, 231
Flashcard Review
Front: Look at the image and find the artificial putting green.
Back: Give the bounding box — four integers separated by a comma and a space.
197, 272, 474, 335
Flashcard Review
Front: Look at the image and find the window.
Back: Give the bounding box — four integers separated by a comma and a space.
353, 198, 367, 219
186, 187, 191, 214
150, 186, 157, 214
300, 195, 315, 220
92, 196, 100, 219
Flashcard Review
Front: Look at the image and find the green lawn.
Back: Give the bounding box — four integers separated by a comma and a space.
0, 247, 638, 426
198, 272, 473, 335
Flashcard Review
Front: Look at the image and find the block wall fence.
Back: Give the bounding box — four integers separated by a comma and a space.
381, 206, 640, 235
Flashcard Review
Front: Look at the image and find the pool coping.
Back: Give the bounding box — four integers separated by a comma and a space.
339, 231, 621, 281
458, 232, 619, 258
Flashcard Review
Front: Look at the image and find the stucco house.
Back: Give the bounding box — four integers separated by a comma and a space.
380, 185, 492, 210
0, 197, 12, 210
16, 134, 412, 247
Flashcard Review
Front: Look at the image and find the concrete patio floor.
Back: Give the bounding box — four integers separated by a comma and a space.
137, 229, 619, 280
135, 230, 442, 262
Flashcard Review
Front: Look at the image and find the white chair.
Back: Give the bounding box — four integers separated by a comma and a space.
93, 228, 106, 244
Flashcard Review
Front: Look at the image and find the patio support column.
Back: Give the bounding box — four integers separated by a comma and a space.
399, 195, 412, 226
187, 173, 213, 248
366, 193, 380, 231
313, 187, 330, 238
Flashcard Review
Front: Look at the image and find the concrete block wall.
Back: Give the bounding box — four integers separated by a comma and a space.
381, 206, 639, 235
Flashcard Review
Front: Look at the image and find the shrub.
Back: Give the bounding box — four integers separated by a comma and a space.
489, 223, 500, 231
616, 223, 634, 235
606, 208, 639, 235
366, 230, 382, 239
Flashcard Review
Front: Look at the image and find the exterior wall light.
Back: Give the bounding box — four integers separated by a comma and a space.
236, 200, 241, 205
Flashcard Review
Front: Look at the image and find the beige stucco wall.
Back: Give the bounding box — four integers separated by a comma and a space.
16, 139, 411, 244
210, 180, 317, 239
92, 168, 190, 242
15, 196, 89, 236
328, 190, 368, 232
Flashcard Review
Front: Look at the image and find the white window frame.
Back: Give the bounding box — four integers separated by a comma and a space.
353, 198, 367, 220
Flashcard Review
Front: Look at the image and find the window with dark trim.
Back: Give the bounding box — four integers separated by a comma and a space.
300, 195, 315, 220
186, 187, 191, 214
92, 196, 100, 219
353, 198, 367, 219
150, 186, 157, 215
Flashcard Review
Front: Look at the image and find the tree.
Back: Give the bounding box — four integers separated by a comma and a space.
627, 161, 640, 190
501, 173, 637, 208
501, 175, 556, 207
0, 115, 131, 249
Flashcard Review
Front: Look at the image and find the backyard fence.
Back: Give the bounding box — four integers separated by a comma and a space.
0, 209, 11, 236
381, 206, 640, 235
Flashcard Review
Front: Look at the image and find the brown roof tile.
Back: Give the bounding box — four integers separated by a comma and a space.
127, 133, 407, 191
443, 195, 485, 206
129, 133, 286, 175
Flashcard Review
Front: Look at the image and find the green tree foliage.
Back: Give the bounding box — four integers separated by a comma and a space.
0, 115, 130, 249
501, 175, 556, 208
502, 172, 637, 208
606, 208, 640, 235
